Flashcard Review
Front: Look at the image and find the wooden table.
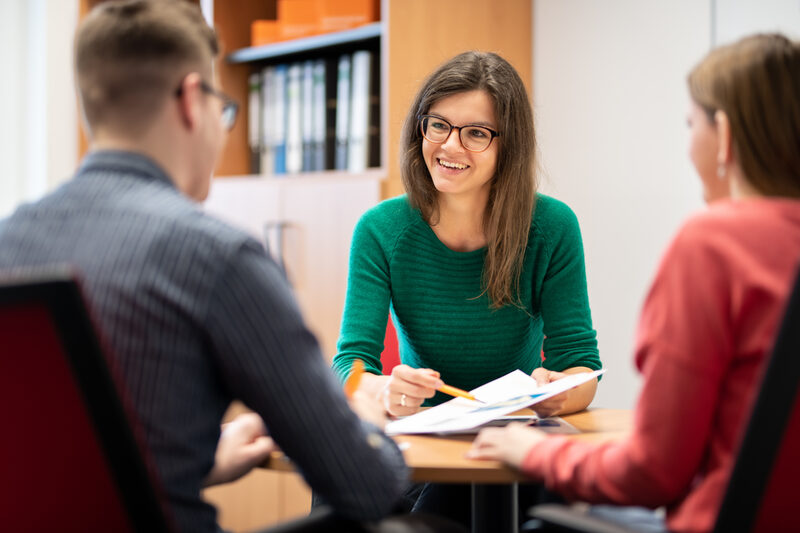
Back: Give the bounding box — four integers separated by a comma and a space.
262, 409, 631, 533
392, 408, 631, 485
391, 408, 631, 533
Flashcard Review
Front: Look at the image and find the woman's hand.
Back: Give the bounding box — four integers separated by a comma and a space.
466, 422, 547, 468
530, 367, 570, 417
531, 366, 598, 417
382, 364, 443, 417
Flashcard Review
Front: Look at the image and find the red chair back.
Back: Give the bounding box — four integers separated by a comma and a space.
0, 270, 172, 532
381, 315, 401, 375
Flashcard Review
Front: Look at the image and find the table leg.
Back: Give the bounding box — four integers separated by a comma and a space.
471, 483, 518, 533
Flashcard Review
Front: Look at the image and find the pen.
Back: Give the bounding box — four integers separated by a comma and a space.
343, 359, 364, 398
438, 383, 479, 402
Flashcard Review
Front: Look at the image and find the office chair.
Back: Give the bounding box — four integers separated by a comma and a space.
528, 267, 800, 533
0, 269, 173, 532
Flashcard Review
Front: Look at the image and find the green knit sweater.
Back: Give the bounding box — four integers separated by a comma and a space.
332, 194, 601, 405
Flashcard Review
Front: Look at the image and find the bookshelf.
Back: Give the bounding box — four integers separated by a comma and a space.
215, 8, 381, 178
227, 22, 382, 63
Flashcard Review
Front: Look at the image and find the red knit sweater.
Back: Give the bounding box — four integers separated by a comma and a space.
522, 198, 800, 533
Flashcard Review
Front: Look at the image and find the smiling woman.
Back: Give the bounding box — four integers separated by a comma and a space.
330, 50, 602, 528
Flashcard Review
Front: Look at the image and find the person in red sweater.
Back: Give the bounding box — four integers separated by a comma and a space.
467, 33, 800, 533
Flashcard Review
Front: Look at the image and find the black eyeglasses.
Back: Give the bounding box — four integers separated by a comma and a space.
418, 114, 500, 153
175, 80, 239, 131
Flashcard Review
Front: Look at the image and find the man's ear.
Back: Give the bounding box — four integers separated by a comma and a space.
175, 72, 203, 131
714, 110, 732, 167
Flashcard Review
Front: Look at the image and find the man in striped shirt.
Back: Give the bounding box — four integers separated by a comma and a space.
0, 1, 407, 531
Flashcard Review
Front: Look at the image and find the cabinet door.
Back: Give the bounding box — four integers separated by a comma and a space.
203, 177, 282, 249
203, 175, 380, 361
278, 176, 381, 362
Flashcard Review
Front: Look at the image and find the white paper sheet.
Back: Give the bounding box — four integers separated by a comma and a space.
385, 369, 605, 436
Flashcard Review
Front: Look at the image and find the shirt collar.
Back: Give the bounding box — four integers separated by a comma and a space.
76, 150, 176, 189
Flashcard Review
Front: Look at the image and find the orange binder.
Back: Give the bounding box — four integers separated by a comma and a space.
278, 0, 320, 40
318, 0, 380, 33
251, 20, 280, 47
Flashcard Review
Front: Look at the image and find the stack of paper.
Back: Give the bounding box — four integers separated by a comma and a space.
385, 369, 605, 436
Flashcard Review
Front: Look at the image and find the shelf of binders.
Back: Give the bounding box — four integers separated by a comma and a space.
227, 22, 382, 64
228, 23, 382, 179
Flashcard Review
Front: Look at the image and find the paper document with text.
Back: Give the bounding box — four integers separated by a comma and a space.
385, 369, 605, 436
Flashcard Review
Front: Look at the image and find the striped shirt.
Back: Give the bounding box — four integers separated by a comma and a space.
0, 150, 407, 532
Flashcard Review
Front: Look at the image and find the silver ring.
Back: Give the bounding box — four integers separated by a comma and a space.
400, 393, 407, 407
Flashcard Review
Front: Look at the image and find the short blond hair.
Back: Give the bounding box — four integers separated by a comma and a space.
75, 0, 218, 136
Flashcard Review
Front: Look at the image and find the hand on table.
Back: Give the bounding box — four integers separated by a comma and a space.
530, 367, 571, 417
382, 364, 443, 417
204, 412, 277, 487
466, 422, 547, 468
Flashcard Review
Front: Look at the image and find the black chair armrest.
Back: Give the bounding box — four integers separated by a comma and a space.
527, 504, 643, 533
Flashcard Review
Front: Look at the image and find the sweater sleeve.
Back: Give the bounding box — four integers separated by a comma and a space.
522, 222, 732, 508
205, 239, 407, 521
331, 208, 394, 382
536, 199, 601, 371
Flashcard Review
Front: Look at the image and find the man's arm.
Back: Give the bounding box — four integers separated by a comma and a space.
205, 240, 407, 521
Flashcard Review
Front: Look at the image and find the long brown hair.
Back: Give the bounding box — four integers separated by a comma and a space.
688, 33, 800, 197
400, 51, 536, 309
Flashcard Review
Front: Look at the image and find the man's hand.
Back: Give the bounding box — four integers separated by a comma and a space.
204, 412, 276, 487
349, 390, 390, 430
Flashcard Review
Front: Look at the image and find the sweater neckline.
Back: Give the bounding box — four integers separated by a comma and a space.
418, 218, 487, 258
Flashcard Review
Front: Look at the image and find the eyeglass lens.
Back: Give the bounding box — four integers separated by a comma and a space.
420, 116, 494, 152
221, 103, 238, 130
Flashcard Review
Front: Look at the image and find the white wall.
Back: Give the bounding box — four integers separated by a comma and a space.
533, 0, 800, 409
0, 0, 27, 216
43, 1, 79, 193
714, 0, 800, 45
0, 0, 77, 218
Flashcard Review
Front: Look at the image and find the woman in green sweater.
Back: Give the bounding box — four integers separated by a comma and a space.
332, 50, 602, 526
334, 50, 601, 417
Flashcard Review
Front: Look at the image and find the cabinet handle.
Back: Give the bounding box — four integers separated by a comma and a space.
263, 221, 288, 270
